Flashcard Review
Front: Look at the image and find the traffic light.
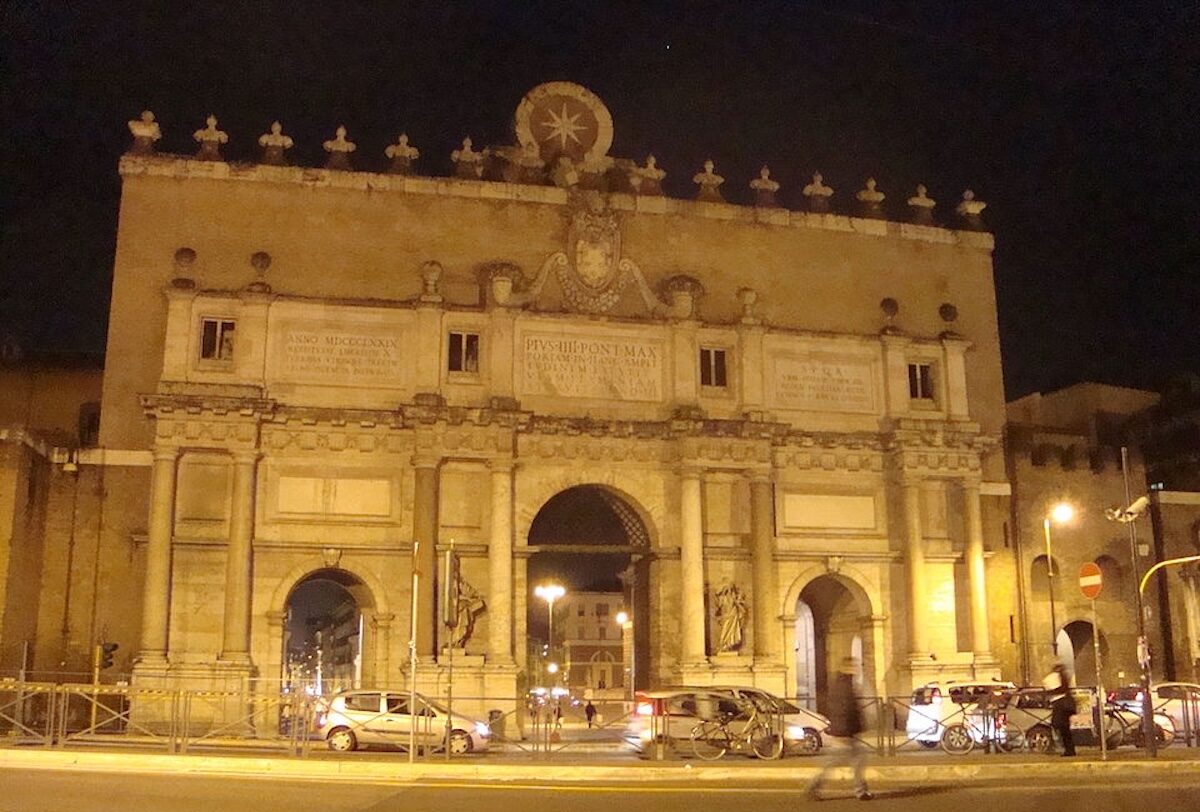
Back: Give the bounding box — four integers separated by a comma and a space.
100, 641, 119, 669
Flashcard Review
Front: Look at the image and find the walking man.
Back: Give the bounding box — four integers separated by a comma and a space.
806, 657, 872, 801
1044, 661, 1077, 756
585, 700, 597, 728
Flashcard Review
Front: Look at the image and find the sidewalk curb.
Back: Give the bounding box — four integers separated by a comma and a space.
1, 748, 1197, 785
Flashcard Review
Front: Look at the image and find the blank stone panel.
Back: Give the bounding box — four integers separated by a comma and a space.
781, 493, 877, 530
440, 469, 485, 530
277, 476, 324, 514
176, 456, 231, 522
329, 478, 391, 517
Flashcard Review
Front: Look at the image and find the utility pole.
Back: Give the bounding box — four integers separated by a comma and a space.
1120, 446, 1157, 757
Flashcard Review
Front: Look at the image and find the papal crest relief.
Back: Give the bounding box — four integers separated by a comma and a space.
557, 194, 638, 313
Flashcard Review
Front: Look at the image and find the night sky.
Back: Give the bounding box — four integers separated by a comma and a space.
2, 2, 1196, 398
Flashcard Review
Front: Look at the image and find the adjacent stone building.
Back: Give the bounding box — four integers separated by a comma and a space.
6, 83, 1024, 716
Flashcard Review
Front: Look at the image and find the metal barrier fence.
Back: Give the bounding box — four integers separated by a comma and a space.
1, 681, 1194, 758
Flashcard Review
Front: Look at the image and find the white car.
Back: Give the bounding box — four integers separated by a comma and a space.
625, 686, 829, 756
1111, 682, 1200, 743
314, 690, 491, 754
905, 679, 1016, 747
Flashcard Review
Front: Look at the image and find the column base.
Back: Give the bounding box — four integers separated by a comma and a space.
750, 661, 789, 696
675, 659, 714, 685
971, 652, 1001, 680
903, 652, 977, 690
130, 659, 260, 735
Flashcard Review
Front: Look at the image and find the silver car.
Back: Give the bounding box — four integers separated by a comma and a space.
314, 690, 491, 754
625, 686, 828, 756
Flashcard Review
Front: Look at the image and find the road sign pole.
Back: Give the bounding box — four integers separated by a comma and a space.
1091, 598, 1106, 761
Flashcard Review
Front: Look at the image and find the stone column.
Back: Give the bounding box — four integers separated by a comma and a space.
139, 447, 179, 663
487, 460, 515, 665
680, 466, 708, 664
902, 478, 929, 656
749, 473, 780, 660
962, 481, 991, 656
265, 610, 287, 684
220, 450, 259, 662
412, 455, 440, 657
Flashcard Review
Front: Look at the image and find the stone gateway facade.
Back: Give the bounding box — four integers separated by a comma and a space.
5, 83, 1026, 717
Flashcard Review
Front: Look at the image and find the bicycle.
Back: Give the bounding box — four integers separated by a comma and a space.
689, 698, 784, 761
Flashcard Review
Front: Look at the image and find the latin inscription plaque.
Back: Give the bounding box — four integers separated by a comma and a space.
278, 325, 405, 384
521, 333, 663, 401
771, 356, 876, 413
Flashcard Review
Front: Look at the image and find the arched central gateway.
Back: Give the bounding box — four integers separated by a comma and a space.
794, 574, 874, 711
525, 485, 651, 697
282, 568, 373, 693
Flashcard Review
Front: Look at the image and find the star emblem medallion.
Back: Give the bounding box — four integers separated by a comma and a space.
515, 82, 613, 165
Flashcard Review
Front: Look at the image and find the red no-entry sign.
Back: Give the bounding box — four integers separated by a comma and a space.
1079, 562, 1103, 599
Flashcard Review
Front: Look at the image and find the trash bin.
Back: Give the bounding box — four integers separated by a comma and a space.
488, 709, 505, 739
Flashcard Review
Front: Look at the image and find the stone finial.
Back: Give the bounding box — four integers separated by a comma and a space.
737, 287, 760, 324
385, 133, 420, 175
128, 110, 162, 155
630, 154, 666, 196
173, 246, 197, 269
323, 125, 357, 171
662, 275, 705, 319
802, 172, 834, 212
419, 260, 444, 303
258, 121, 294, 166
956, 189, 987, 222
907, 184, 936, 224
451, 136, 487, 179
856, 178, 885, 217
192, 115, 228, 161
879, 297, 902, 335
692, 159, 725, 202
750, 166, 781, 208
496, 141, 545, 184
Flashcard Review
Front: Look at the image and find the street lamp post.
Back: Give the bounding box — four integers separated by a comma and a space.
535, 583, 565, 685
1043, 502, 1075, 657
616, 610, 633, 701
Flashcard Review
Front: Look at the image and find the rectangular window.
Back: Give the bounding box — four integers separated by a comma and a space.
578, 606, 585, 617
598, 627, 607, 641
200, 319, 236, 361
448, 331, 480, 373
700, 348, 727, 388
907, 362, 934, 400
595, 603, 609, 617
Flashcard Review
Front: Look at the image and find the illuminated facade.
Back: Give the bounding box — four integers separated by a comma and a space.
4, 83, 1030, 713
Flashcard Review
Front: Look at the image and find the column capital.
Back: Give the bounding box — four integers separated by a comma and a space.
231, 448, 261, 466
412, 452, 442, 469
488, 457, 515, 474
958, 476, 984, 492
744, 468, 774, 485
677, 463, 705, 481
152, 445, 180, 463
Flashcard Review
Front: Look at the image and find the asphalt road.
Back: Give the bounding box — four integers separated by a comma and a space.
1, 770, 1195, 812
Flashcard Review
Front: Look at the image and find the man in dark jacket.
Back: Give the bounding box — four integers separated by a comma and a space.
1045, 662, 1077, 756
806, 658, 872, 801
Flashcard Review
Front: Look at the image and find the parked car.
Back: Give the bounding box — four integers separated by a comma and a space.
1110, 682, 1200, 742
624, 686, 829, 756
904, 679, 1016, 747
947, 687, 1175, 753
314, 690, 491, 754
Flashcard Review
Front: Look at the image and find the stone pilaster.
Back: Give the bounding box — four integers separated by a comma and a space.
962, 480, 991, 657
412, 454, 440, 657
219, 450, 258, 663
680, 466, 707, 665
487, 460, 515, 665
138, 446, 178, 664
902, 478, 929, 657
749, 473, 779, 660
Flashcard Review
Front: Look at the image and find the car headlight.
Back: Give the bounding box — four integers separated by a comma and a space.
787, 725, 809, 740
475, 722, 491, 737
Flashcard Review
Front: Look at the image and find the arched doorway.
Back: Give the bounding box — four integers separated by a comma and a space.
795, 575, 869, 711
526, 485, 651, 698
1059, 620, 1107, 683
283, 569, 370, 694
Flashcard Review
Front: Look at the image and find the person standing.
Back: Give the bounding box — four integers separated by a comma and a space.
585, 700, 597, 728
1045, 661, 1077, 756
806, 658, 872, 801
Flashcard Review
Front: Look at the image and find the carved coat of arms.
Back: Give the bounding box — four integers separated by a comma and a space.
558, 195, 633, 312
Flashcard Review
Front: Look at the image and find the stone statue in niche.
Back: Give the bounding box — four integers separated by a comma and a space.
449, 576, 487, 648
714, 581, 748, 653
